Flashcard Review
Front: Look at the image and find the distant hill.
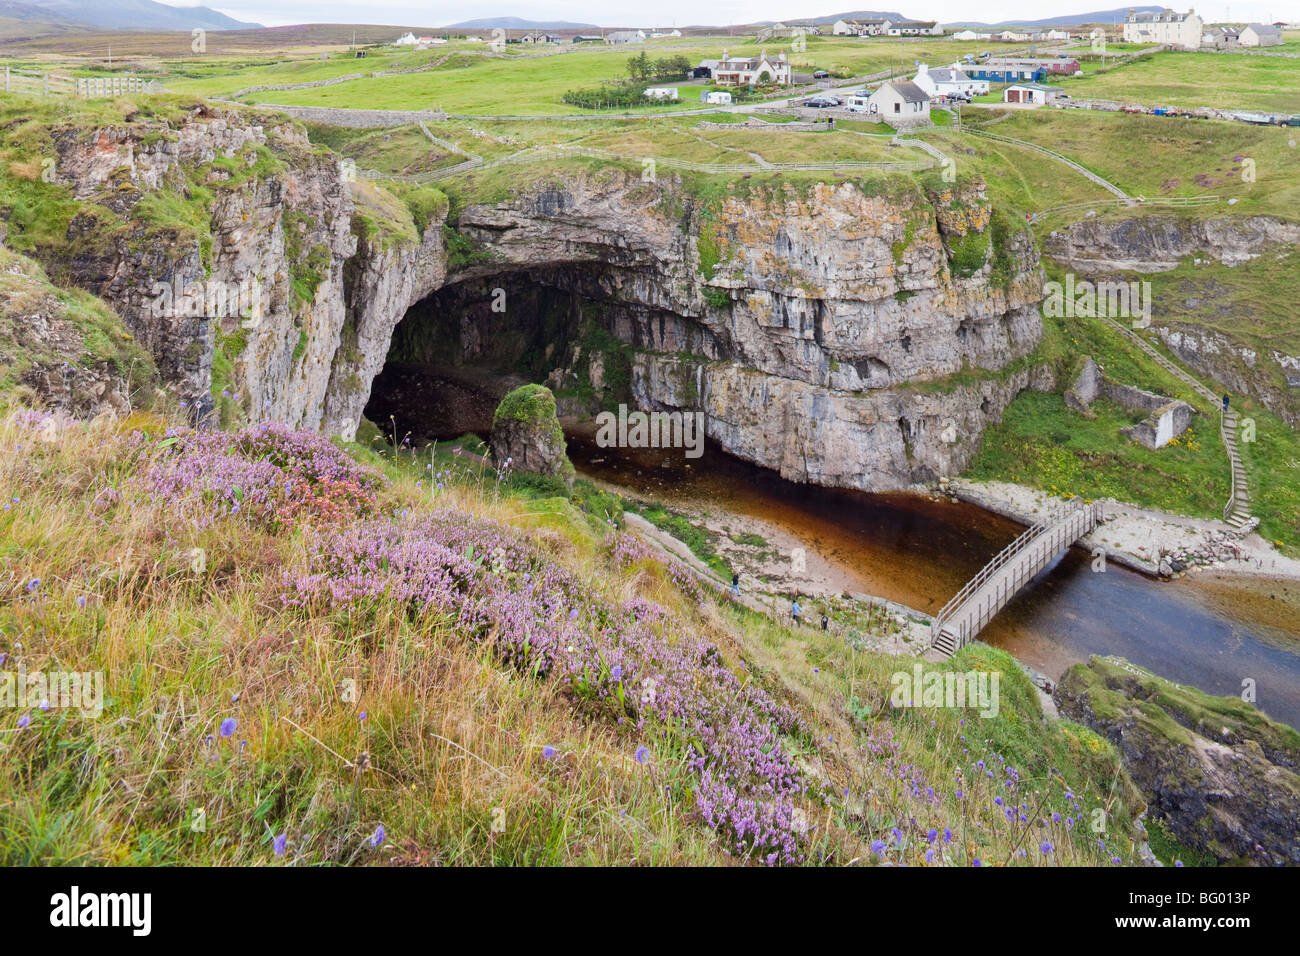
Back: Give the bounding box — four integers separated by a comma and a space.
944, 6, 1163, 28
443, 17, 599, 30
16, 0, 259, 31
801, 11, 909, 24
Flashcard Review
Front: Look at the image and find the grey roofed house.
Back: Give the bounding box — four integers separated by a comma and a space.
890, 81, 931, 103
926, 67, 972, 83
1246, 23, 1283, 37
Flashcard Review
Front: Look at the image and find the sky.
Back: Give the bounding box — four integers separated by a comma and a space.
165, 0, 1299, 29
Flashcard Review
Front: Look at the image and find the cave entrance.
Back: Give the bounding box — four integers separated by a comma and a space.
363, 266, 715, 449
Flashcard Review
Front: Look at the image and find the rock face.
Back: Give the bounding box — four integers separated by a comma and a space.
44, 106, 361, 429
1054, 656, 1300, 866
489, 384, 574, 488
1045, 215, 1300, 273
1156, 324, 1300, 428
420, 169, 1047, 490
0, 245, 152, 419
12, 107, 1048, 493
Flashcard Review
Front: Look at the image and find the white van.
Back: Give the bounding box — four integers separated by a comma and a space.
844, 91, 873, 112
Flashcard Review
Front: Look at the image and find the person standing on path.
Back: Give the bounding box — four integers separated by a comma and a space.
791, 596, 802, 625
1223, 393, 1230, 413
730, 571, 741, 599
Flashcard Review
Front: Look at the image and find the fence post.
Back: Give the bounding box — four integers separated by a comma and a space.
43, 72, 49, 95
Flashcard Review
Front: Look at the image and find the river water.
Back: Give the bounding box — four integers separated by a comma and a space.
567, 434, 1300, 731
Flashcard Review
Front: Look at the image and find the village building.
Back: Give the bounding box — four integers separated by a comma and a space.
711, 50, 791, 86
888, 20, 943, 36
1239, 23, 1283, 47
913, 63, 989, 99
1202, 25, 1240, 48
1122, 8, 1203, 50
866, 80, 932, 124
833, 18, 892, 36
1003, 82, 1065, 106
605, 30, 645, 45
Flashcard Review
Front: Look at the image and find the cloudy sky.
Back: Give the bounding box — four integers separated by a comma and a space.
170, 1, 1296, 29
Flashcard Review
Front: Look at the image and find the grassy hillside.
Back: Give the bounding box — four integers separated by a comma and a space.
0, 400, 1146, 866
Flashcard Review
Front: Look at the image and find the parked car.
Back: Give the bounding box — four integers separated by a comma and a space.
805, 95, 838, 108
812, 70, 830, 79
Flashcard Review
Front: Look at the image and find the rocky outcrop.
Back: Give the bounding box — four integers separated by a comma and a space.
1156, 324, 1300, 428
42, 105, 362, 429
1055, 656, 1300, 866
1045, 215, 1300, 273
489, 384, 574, 488
0, 245, 153, 419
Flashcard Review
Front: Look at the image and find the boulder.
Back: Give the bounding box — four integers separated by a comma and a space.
489, 384, 574, 489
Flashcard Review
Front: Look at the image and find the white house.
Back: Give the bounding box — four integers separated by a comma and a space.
644, 87, 679, 100
834, 18, 892, 36
913, 63, 989, 99
951, 29, 990, 41
1044, 29, 1071, 40
1123, 8, 1203, 49
888, 20, 943, 36
712, 50, 791, 86
393, 32, 418, 46
866, 80, 932, 123
1239, 23, 1283, 47
1003, 82, 1064, 106
606, 30, 645, 45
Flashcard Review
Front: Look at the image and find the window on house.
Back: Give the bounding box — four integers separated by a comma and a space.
894, 102, 900, 113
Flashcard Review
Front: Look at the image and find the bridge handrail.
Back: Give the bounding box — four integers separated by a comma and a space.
932, 498, 1101, 638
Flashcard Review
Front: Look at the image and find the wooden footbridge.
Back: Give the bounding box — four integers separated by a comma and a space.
930, 499, 1105, 657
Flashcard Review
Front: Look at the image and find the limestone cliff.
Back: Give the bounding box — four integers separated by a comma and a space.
7, 106, 1049, 492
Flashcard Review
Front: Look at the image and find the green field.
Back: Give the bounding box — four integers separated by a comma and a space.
956, 108, 1300, 218
1058, 49, 1300, 113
